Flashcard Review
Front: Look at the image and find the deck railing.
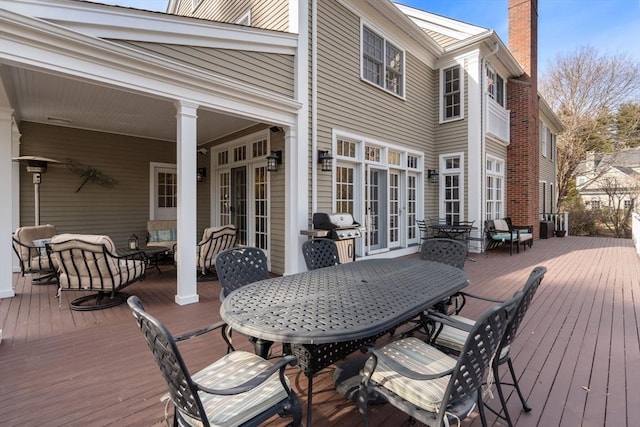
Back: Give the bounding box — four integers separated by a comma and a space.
633, 211, 640, 256
540, 212, 569, 236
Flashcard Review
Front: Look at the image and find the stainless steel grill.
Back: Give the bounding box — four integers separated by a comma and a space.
311, 212, 362, 263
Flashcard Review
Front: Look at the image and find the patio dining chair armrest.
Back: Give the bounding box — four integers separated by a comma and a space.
195, 355, 299, 396
173, 320, 228, 341
425, 311, 474, 332
360, 344, 454, 382
174, 320, 236, 352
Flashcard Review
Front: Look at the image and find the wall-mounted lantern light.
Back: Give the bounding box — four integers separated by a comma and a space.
196, 167, 207, 182
266, 151, 282, 172
318, 150, 333, 172
428, 169, 439, 184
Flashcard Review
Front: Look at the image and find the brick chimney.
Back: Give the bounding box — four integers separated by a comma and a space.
507, 0, 540, 233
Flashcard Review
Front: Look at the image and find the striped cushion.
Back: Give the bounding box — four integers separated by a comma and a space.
434, 315, 509, 359
364, 337, 456, 412
179, 351, 289, 427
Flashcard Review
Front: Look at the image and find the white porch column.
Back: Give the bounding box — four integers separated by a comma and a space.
174, 101, 199, 305
0, 104, 16, 299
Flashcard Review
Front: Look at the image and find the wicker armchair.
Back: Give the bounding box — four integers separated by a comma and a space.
127, 296, 302, 427
301, 238, 340, 270
426, 266, 547, 426
12, 224, 58, 285
49, 234, 146, 310
358, 290, 523, 427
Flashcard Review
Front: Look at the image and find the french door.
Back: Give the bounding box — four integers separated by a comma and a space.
365, 167, 401, 254
216, 163, 269, 251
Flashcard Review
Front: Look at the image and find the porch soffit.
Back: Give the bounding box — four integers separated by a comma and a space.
0, 8, 301, 142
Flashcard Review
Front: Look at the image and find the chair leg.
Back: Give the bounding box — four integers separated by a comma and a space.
492, 362, 514, 427
507, 357, 532, 412
476, 391, 489, 427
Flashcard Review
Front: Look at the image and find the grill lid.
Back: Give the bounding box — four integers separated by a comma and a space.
313, 212, 360, 229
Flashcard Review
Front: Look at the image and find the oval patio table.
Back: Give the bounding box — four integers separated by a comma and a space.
220, 258, 468, 425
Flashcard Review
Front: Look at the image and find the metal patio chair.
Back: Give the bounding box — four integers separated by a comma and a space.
426, 266, 547, 426
49, 233, 146, 310
127, 296, 302, 427
357, 290, 523, 427
301, 238, 340, 270
420, 238, 467, 269
197, 224, 237, 278
12, 224, 58, 285
215, 246, 269, 300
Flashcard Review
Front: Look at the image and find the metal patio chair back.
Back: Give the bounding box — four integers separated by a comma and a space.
420, 237, 467, 269
301, 238, 340, 270
215, 246, 269, 300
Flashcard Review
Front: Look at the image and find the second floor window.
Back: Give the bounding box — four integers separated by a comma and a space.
486, 66, 505, 106
443, 65, 461, 120
362, 25, 404, 97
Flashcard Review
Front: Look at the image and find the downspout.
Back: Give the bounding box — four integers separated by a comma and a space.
311, 0, 318, 214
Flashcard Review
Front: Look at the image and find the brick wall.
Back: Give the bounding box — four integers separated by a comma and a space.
507, 0, 540, 234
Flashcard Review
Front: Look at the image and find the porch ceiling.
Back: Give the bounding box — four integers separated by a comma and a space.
1, 64, 258, 144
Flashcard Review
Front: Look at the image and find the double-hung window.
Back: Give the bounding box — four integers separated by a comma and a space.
486, 66, 505, 106
541, 123, 548, 157
442, 65, 462, 121
362, 25, 404, 97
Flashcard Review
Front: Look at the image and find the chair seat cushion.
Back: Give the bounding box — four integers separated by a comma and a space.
364, 337, 456, 412
180, 350, 290, 427
434, 315, 509, 359
492, 232, 517, 241
519, 233, 533, 242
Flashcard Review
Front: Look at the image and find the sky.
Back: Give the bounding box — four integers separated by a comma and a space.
95, 0, 640, 76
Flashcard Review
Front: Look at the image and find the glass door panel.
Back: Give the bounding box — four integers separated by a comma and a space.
231, 166, 247, 245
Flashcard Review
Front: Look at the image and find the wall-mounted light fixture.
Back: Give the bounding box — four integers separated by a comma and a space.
427, 169, 439, 184
196, 167, 207, 182
266, 151, 282, 172
318, 150, 333, 172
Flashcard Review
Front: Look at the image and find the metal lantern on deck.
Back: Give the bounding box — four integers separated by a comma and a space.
128, 233, 139, 250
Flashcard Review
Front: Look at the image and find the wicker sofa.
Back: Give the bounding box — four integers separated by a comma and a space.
485, 219, 533, 255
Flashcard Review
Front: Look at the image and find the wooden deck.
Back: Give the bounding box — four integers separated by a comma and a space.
1, 236, 639, 426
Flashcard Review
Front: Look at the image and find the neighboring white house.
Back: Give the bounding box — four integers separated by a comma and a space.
576, 148, 640, 211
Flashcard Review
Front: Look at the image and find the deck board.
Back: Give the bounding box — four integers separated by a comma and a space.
1, 236, 639, 426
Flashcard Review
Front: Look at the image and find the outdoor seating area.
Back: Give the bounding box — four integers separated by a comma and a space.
485, 219, 534, 255
1, 236, 639, 426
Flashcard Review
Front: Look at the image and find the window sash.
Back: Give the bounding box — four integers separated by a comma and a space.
362, 26, 403, 96
443, 66, 461, 119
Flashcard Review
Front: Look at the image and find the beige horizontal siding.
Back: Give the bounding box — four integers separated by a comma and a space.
173, 0, 289, 32
424, 29, 460, 48
314, 1, 437, 215
116, 41, 294, 99
16, 122, 211, 248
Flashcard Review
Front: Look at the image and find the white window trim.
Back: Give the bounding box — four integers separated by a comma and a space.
360, 20, 406, 100
439, 152, 465, 220
485, 155, 505, 220
439, 60, 465, 123
541, 123, 548, 158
